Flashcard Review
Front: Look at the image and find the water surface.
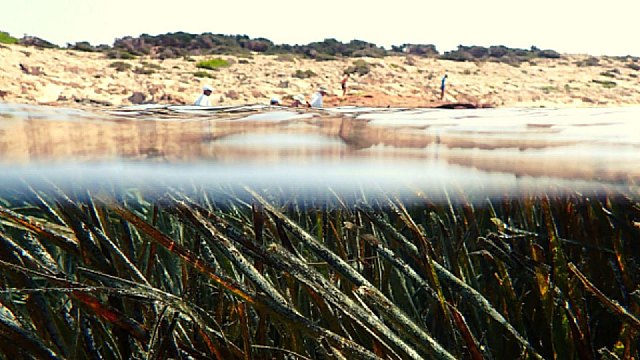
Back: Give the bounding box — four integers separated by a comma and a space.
1, 103, 638, 200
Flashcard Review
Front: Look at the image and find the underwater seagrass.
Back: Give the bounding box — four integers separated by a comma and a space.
0, 181, 638, 359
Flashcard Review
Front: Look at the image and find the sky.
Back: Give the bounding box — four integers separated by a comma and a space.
2, 0, 639, 56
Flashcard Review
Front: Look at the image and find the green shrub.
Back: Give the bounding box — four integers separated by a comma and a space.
213, 48, 251, 57
627, 63, 640, 71
276, 54, 296, 62
120, 52, 136, 60
575, 57, 600, 67
68, 41, 96, 52
344, 59, 372, 76
134, 67, 155, 75
196, 58, 231, 70
314, 53, 337, 61
592, 79, 616, 88
539, 85, 557, 93
194, 71, 214, 78
352, 47, 386, 58
293, 69, 316, 79
537, 49, 561, 59
107, 50, 137, 60
109, 61, 132, 72
0, 31, 18, 44
140, 61, 163, 70
392, 43, 438, 57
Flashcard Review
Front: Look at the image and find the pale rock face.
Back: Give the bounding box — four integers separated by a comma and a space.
36, 83, 64, 103
1, 44, 640, 108
225, 90, 240, 100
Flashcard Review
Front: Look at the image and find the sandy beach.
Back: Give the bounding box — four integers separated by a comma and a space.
1, 43, 639, 108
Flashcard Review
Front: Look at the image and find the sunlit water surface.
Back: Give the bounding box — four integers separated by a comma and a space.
1, 103, 638, 202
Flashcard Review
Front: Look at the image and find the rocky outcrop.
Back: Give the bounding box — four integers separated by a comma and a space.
18, 36, 58, 48
128, 92, 147, 104
1, 43, 640, 108
225, 90, 240, 100
20, 63, 44, 75
391, 44, 438, 57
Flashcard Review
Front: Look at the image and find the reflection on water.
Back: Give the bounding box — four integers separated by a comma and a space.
0, 103, 638, 199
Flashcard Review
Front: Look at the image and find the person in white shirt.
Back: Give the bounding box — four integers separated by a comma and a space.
194, 85, 213, 106
308, 87, 328, 108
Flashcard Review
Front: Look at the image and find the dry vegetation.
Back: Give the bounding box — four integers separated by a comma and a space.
2, 39, 640, 107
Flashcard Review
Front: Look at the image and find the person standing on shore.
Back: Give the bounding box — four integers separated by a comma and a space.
309, 87, 328, 108
440, 74, 448, 100
341, 74, 350, 96
194, 85, 213, 106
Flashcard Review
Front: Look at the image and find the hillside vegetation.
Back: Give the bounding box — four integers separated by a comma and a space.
2, 30, 578, 65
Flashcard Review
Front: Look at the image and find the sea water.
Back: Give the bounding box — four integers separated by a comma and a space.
0, 103, 637, 201
1, 103, 639, 359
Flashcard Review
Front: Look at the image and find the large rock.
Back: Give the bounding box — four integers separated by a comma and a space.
225, 90, 239, 100
128, 92, 147, 104
36, 84, 63, 103
18, 36, 58, 48
148, 84, 165, 96
157, 93, 186, 104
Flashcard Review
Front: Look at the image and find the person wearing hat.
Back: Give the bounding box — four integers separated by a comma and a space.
194, 85, 214, 106
270, 97, 282, 106
291, 94, 306, 107
309, 86, 328, 108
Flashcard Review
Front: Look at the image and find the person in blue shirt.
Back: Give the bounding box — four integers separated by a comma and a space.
440, 74, 448, 100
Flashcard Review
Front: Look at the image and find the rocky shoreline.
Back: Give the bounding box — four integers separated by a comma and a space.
1, 43, 640, 109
